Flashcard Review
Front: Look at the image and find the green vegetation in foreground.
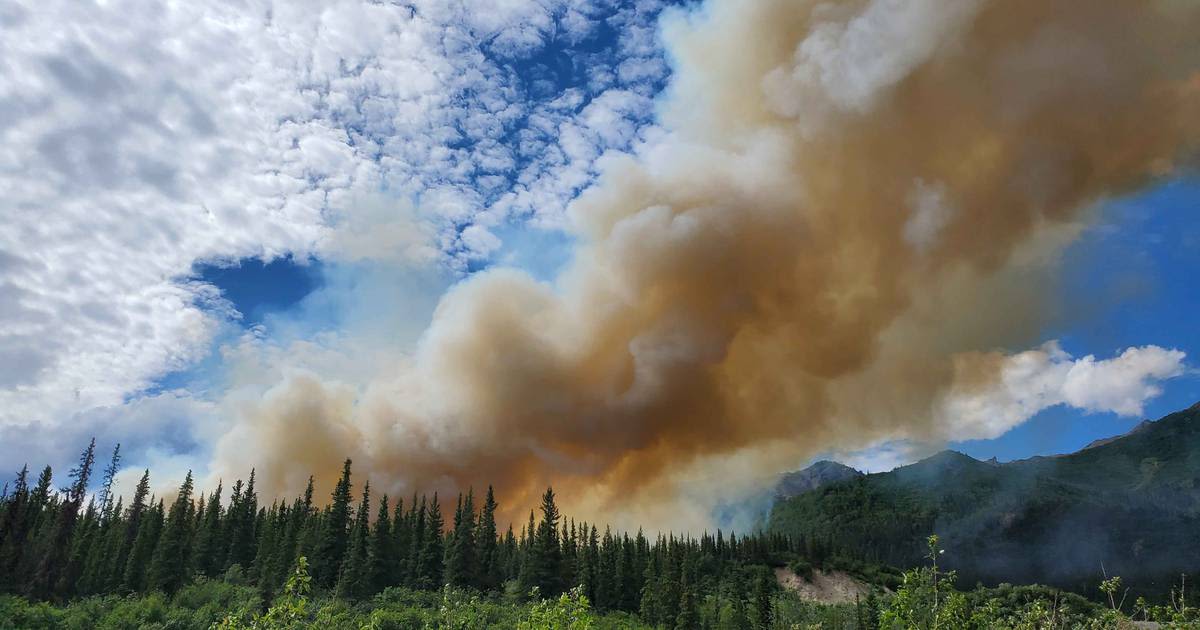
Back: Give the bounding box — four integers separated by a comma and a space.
3, 536, 1199, 628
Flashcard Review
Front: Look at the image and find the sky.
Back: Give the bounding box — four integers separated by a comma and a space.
1, 0, 1198, 523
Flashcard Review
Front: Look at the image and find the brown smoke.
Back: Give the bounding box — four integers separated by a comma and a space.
212, 0, 1200, 530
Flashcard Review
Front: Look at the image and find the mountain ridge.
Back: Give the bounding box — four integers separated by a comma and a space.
768, 402, 1200, 597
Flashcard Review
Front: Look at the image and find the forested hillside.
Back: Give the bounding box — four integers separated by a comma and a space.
769, 403, 1200, 597
0, 442, 811, 628
3, 434, 1198, 628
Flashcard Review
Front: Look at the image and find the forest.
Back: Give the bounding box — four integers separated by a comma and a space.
1, 440, 1197, 629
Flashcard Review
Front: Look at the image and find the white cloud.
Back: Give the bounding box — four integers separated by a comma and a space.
0, 0, 665, 445
938, 342, 1187, 441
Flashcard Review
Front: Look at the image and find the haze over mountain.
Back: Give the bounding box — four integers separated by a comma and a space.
769, 402, 1200, 596
774, 461, 863, 500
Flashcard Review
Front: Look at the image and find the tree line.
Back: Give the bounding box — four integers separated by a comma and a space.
0, 440, 795, 628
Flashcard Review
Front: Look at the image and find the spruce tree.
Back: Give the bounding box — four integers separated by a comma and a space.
59, 498, 99, 597
616, 534, 637, 611
336, 481, 371, 600
111, 470, 150, 590
225, 470, 258, 572
96, 445, 121, 517
123, 498, 164, 592
675, 558, 698, 630
294, 478, 322, 577
0, 465, 30, 591
192, 482, 223, 577
639, 547, 664, 625
390, 497, 408, 587
315, 459, 353, 588
252, 503, 285, 594
80, 495, 123, 595
753, 569, 774, 630
366, 494, 393, 594
30, 438, 94, 599
722, 571, 751, 630
28, 466, 54, 534
476, 486, 499, 591
526, 487, 563, 598
444, 489, 476, 589
148, 471, 195, 594
579, 524, 598, 605
406, 495, 425, 588
416, 493, 443, 589
595, 526, 616, 610
864, 589, 881, 628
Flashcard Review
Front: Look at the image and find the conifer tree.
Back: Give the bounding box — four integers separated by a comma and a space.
123, 498, 164, 592
111, 470, 150, 590
0, 465, 30, 591
406, 495, 425, 587
252, 502, 284, 594
294, 478, 322, 576
96, 445, 121, 518
80, 495, 123, 595
148, 471, 195, 594
390, 496, 408, 587
336, 481, 371, 600
30, 438, 94, 599
28, 466, 54, 535
315, 459, 353, 588
501, 524, 518, 581
523, 487, 563, 598
616, 534, 638, 611
192, 482, 223, 577
476, 485, 499, 591
579, 524, 598, 605
640, 547, 664, 625
60, 499, 99, 598
721, 571, 751, 630
444, 489, 476, 589
864, 589, 881, 628
753, 569, 774, 630
366, 494, 393, 593
675, 557, 699, 630
225, 470, 258, 572
416, 493, 443, 589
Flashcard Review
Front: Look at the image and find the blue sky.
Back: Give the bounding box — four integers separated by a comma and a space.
952, 178, 1200, 463
2, 0, 1199, 508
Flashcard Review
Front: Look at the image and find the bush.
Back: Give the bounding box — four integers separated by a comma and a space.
173, 577, 261, 623
789, 559, 814, 581
518, 586, 596, 630
0, 595, 66, 630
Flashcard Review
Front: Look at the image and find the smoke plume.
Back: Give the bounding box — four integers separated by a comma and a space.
212, 0, 1200, 530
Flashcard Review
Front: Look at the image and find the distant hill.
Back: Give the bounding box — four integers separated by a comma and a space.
768, 403, 1200, 597
775, 460, 863, 499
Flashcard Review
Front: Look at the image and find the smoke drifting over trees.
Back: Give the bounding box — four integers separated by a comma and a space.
211, 0, 1200, 530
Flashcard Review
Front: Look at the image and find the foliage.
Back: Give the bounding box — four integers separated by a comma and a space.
769, 405, 1200, 597
518, 586, 596, 630
3, 439, 1195, 629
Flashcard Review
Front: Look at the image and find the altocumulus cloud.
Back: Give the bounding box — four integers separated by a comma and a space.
0, 0, 669, 470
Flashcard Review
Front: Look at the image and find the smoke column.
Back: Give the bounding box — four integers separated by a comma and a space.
212, 0, 1200, 530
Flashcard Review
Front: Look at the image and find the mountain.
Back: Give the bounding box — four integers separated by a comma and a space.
775, 460, 863, 499
768, 403, 1200, 597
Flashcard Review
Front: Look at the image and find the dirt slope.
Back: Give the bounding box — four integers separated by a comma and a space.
775, 567, 872, 604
